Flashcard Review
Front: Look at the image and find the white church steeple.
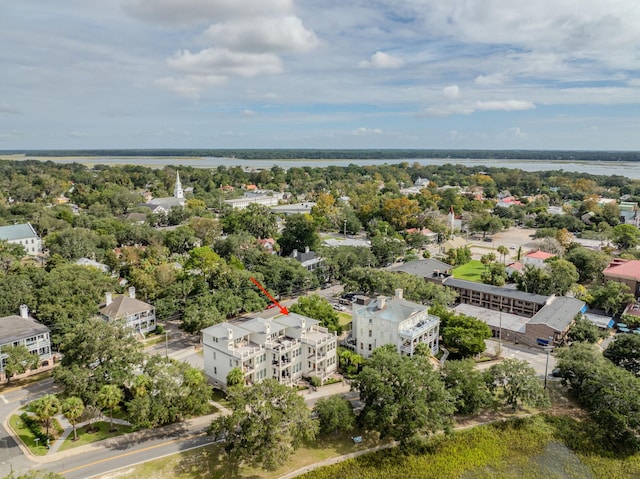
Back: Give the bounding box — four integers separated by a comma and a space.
174, 171, 184, 199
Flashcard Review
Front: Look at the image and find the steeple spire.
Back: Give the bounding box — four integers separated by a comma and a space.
174, 171, 184, 199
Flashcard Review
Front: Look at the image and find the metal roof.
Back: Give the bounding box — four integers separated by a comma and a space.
528, 296, 585, 331
443, 277, 549, 304
0, 223, 38, 241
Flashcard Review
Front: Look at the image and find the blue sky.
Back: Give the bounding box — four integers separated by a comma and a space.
2, 0, 640, 150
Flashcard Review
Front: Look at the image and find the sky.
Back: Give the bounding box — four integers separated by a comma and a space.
2, 0, 640, 151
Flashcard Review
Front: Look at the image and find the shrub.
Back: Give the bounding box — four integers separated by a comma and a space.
20, 412, 49, 443
309, 376, 322, 388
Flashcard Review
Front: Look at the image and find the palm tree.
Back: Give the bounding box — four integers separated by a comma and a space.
62, 396, 84, 441
98, 385, 124, 432
31, 394, 61, 441
497, 245, 509, 264
226, 367, 245, 388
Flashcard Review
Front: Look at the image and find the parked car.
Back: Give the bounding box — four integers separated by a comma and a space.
266, 303, 277, 309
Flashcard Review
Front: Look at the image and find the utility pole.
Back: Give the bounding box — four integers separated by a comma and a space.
165, 329, 169, 358
497, 311, 502, 358
543, 336, 553, 389
344, 219, 347, 238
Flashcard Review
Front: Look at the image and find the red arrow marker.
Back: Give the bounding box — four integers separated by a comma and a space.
250, 277, 289, 315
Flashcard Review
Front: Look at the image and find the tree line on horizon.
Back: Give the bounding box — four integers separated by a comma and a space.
3, 148, 640, 161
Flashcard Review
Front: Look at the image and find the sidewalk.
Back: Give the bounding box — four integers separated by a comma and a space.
7, 399, 229, 464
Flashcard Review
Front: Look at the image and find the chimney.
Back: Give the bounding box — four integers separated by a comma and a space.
128, 286, 136, 299
395, 288, 403, 299
300, 317, 306, 329
105, 292, 113, 306
292, 249, 298, 258
305, 246, 310, 254
227, 328, 234, 341
19, 304, 29, 319
265, 323, 270, 336
377, 296, 386, 310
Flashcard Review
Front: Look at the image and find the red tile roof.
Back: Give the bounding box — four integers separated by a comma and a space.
603, 259, 640, 281
525, 251, 555, 260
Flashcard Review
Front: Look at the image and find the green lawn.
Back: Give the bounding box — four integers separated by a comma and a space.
57, 421, 134, 452
9, 415, 50, 456
453, 260, 485, 282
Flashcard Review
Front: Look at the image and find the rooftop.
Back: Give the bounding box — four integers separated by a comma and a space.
603, 259, 640, 281
443, 277, 549, 304
389, 258, 452, 278
528, 296, 585, 331
0, 315, 50, 345
100, 295, 153, 320
525, 250, 556, 260
353, 296, 426, 323
0, 223, 39, 241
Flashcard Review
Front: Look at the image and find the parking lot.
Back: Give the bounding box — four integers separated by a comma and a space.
467, 227, 539, 261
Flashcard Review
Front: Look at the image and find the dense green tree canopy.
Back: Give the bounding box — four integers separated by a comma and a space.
289, 294, 342, 334
209, 379, 318, 470
355, 347, 454, 444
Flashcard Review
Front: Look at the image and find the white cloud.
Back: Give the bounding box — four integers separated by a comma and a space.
167, 48, 283, 77
242, 109, 257, 116
122, 0, 294, 27
421, 103, 475, 117
506, 127, 526, 138
475, 100, 535, 111
442, 85, 460, 99
352, 127, 383, 136
475, 73, 506, 85
359, 51, 404, 69
202, 16, 319, 53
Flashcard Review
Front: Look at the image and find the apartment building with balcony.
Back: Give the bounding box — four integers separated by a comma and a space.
202, 313, 337, 389
351, 289, 440, 359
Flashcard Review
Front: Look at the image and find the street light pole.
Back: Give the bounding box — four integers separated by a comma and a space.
344, 219, 347, 238
165, 330, 169, 358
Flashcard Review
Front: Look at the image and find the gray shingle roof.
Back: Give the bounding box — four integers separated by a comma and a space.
389, 259, 452, 277
527, 296, 585, 331
0, 315, 50, 345
443, 277, 549, 304
100, 295, 153, 320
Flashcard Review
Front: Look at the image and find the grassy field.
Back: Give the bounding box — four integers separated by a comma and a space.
58, 421, 134, 452
452, 260, 485, 281
97, 414, 640, 479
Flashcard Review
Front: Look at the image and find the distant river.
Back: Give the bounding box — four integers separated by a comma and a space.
20, 155, 640, 179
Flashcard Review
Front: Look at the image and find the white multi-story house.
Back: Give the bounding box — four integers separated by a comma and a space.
0, 223, 42, 255
0, 305, 53, 378
99, 287, 156, 335
202, 313, 337, 389
351, 290, 440, 358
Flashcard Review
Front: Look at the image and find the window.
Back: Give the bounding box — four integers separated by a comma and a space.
368, 330, 372, 337
368, 344, 372, 351
214, 367, 217, 374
